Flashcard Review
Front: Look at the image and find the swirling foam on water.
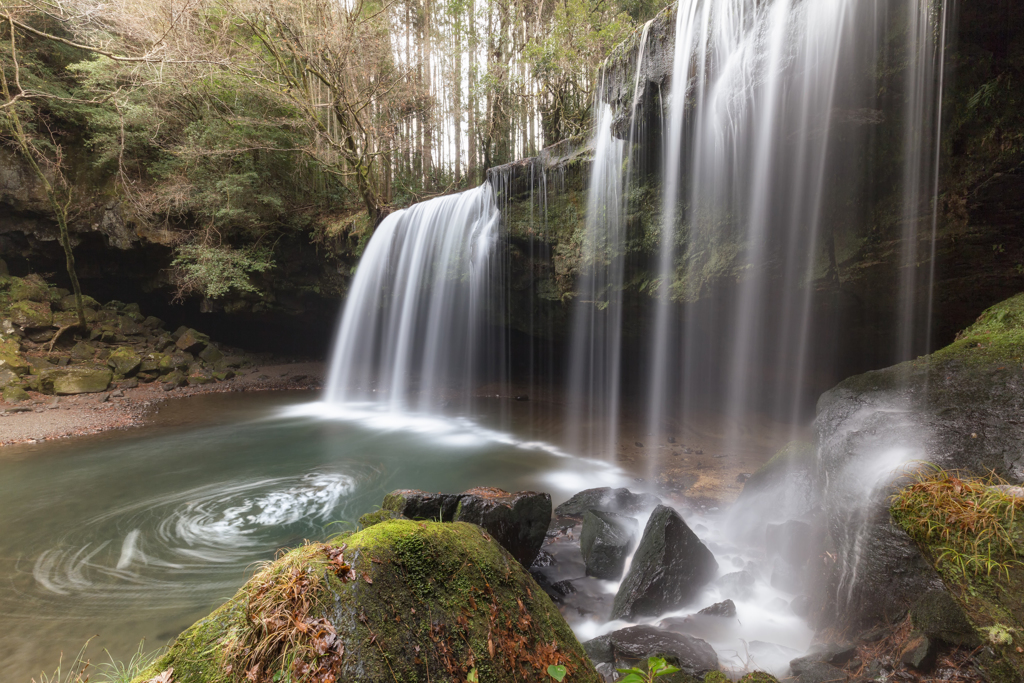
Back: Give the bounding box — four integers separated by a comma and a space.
32, 472, 355, 603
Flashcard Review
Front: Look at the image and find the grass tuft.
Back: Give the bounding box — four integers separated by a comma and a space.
891, 464, 1024, 581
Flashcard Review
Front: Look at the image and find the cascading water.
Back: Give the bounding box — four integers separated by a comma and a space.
565, 23, 654, 458
323, 184, 506, 412
632, 0, 952, 454
565, 101, 626, 457
556, 0, 954, 672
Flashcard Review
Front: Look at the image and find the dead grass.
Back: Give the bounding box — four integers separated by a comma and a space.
890, 464, 1024, 580
227, 543, 354, 683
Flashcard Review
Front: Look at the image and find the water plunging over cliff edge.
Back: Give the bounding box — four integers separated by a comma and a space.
323, 184, 506, 412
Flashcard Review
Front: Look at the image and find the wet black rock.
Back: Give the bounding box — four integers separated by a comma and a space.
554, 487, 661, 519
635, 441, 644, 447
909, 590, 980, 646
530, 549, 555, 568
697, 599, 736, 618
382, 487, 551, 567
805, 642, 858, 667
787, 657, 848, 683
583, 625, 719, 680
580, 509, 638, 580
611, 505, 719, 620
900, 634, 937, 671
550, 579, 577, 596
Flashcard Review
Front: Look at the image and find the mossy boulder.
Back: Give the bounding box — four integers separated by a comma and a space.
39, 366, 113, 394
133, 520, 600, 683
8, 275, 51, 303
813, 293, 1024, 633
2, 385, 29, 402
176, 328, 210, 353
57, 293, 100, 311
159, 351, 193, 373
70, 341, 96, 360
8, 300, 52, 328
107, 346, 142, 376
0, 350, 29, 377
0, 366, 20, 389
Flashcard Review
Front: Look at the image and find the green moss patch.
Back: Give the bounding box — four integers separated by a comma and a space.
134, 520, 599, 683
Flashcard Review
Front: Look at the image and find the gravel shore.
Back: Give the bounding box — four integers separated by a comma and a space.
0, 361, 325, 447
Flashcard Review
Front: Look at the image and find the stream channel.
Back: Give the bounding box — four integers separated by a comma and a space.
1, 391, 811, 680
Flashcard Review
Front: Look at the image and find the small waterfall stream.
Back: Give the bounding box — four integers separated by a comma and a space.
323, 184, 505, 412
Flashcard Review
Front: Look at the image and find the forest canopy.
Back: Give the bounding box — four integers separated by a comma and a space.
0, 0, 662, 268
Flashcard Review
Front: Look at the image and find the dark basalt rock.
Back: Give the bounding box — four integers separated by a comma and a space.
697, 599, 736, 618
787, 657, 848, 683
909, 590, 980, 646
554, 487, 661, 519
900, 634, 938, 671
583, 625, 719, 680
383, 487, 552, 567
611, 505, 719, 620
580, 509, 638, 580
813, 294, 1024, 631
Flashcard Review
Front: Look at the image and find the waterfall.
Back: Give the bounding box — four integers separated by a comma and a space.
566, 23, 655, 458
565, 102, 626, 457
323, 184, 505, 412
631, 0, 952, 451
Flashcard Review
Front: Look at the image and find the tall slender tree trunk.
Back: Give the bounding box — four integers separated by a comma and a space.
468, 0, 478, 184
422, 0, 433, 189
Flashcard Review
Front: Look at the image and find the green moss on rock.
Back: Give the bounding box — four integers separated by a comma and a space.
8, 300, 53, 328
133, 520, 599, 683
39, 366, 113, 394
738, 673, 779, 683
2, 385, 30, 402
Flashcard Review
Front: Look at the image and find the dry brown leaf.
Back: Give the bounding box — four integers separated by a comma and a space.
146, 669, 174, 683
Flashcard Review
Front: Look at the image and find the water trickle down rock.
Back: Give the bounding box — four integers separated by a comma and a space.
554, 486, 661, 520
580, 509, 638, 580
611, 505, 718, 620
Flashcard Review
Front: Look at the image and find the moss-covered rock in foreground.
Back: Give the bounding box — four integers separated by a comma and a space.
134, 520, 600, 683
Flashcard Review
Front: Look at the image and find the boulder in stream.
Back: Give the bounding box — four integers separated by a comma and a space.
582, 625, 719, 681
555, 487, 661, 519
580, 509, 638, 580
131, 520, 600, 683
383, 486, 551, 566
611, 505, 718, 620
